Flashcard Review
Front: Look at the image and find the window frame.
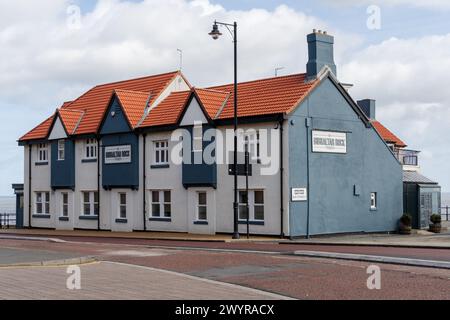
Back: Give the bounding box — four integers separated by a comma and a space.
153, 140, 169, 165
57, 140, 65, 161
192, 122, 203, 153
84, 139, 98, 160
197, 191, 207, 221
150, 190, 171, 218
119, 193, 127, 219
370, 192, 377, 210
81, 191, 99, 216
61, 192, 69, 217
238, 190, 265, 222
37, 144, 48, 162
35, 191, 50, 215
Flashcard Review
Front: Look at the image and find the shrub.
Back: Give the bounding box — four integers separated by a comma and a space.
430, 214, 441, 224
400, 214, 412, 226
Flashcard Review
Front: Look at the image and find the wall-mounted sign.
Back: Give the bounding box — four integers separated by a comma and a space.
312, 130, 347, 154
105, 145, 131, 164
292, 188, 307, 202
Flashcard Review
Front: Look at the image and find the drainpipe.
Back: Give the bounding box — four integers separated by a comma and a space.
97, 137, 101, 231
143, 133, 147, 231
28, 144, 32, 228
305, 117, 311, 239
279, 118, 285, 238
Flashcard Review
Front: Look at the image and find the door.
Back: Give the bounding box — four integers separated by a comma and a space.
419, 193, 432, 229
16, 193, 24, 228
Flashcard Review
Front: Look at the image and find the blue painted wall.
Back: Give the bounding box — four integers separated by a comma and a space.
100, 97, 132, 135
288, 77, 403, 236
182, 125, 217, 188
51, 139, 75, 189
100, 96, 139, 189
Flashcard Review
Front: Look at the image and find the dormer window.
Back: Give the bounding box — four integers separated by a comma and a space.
193, 122, 203, 152
57, 140, 65, 161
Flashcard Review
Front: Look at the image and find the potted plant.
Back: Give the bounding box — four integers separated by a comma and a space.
429, 214, 442, 233
399, 214, 412, 235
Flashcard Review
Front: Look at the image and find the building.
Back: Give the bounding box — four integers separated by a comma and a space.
18, 31, 403, 237
357, 99, 441, 229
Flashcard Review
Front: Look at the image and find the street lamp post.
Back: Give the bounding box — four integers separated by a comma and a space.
209, 20, 240, 240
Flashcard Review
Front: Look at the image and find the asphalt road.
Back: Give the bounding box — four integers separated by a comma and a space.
0, 237, 449, 299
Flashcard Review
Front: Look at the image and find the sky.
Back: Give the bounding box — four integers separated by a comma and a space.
0, 0, 449, 195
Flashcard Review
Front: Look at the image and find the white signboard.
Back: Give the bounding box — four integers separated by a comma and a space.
312, 130, 347, 154
105, 145, 131, 164
292, 188, 307, 202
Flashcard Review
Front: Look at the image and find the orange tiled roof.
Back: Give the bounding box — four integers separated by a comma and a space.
140, 90, 191, 127
19, 115, 54, 142
194, 88, 230, 119
209, 73, 319, 119
58, 108, 84, 135
372, 120, 407, 148
19, 71, 181, 141
115, 89, 151, 128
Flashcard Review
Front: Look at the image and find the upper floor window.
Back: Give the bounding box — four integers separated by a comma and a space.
244, 130, 260, 162
193, 122, 203, 152
58, 140, 65, 161
153, 140, 169, 165
37, 144, 48, 162
35, 191, 50, 215
85, 139, 97, 159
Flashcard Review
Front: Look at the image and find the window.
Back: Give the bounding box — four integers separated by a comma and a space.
58, 140, 65, 161
119, 193, 127, 218
151, 190, 171, 218
238, 190, 264, 221
82, 191, 99, 216
193, 122, 203, 152
197, 192, 207, 221
370, 192, 377, 210
37, 144, 48, 162
245, 130, 260, 162
85, 139, 97, 159
153, 140, 169, 165
61, 192, 68, 217
35, 192, 50, 215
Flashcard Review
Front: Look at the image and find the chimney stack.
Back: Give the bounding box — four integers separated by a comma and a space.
306, 29, 336, 80
357, 99, 376, 120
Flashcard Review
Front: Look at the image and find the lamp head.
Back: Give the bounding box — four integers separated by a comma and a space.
208, 22, 222, 40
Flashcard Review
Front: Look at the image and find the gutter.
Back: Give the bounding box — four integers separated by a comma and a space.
97, 136, 101, 231
279, 118, 285, 238
143, 133, 147, 231
28, 145, 32, 228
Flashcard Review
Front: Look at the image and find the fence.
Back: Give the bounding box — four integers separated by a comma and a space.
0, 213, 16, 228
441, 207, 450, 221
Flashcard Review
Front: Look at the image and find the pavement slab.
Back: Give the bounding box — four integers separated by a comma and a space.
0, 261, 291, 300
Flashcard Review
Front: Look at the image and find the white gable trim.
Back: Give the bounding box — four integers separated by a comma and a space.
48, 116, 68, 140
180, 97, 208, 126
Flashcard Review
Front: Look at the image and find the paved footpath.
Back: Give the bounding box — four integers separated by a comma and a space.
0, 261, 290, 300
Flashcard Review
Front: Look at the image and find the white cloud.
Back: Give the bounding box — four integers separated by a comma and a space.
341, 34, 450, 189
324, 0, 450, 10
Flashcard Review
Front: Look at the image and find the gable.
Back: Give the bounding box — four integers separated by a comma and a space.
179, 96, 208, 126
48, 116, 68, 140
100, 97, 132, 135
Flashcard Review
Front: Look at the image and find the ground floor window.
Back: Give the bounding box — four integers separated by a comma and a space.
61, 192, 68, 217
151, 190, 171, 218
238, 190, 264, 221
370, 192, 377, 210
35, 192, 50, 215
82, 191, 99, 216
119, 193, 127, 218
197, 192, 207, 221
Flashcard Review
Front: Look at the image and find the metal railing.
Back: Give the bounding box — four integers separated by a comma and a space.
441, 207, 450, 221
0, 213, 16, 228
